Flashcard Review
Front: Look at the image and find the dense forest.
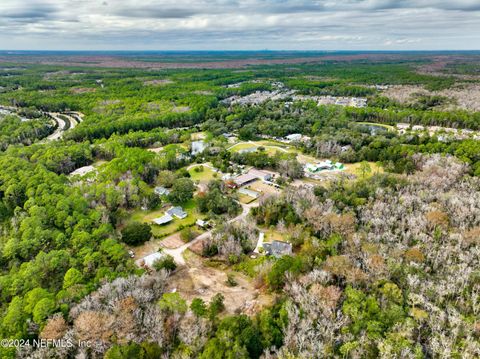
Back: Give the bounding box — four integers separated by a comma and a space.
0, 56, 479, 358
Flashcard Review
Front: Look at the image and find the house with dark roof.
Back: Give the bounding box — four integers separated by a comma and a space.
262, 240, 292, 258
166, 206, 187, 219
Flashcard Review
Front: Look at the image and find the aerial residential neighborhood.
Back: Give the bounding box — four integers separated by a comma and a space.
1, 2, 479, 356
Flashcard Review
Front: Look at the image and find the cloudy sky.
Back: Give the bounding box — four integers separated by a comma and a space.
1, 0, 479, 50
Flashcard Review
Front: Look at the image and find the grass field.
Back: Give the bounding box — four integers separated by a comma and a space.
131, 199, 201, 238
188, 164, 219, 182
344, 161, 383, 177
228, 141, 292, 156
263, 227, 286, 242
238, 193, 256, 204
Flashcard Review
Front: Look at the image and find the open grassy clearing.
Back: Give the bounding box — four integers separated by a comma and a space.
191, 131, 207, 140
228, 141, 292, 156
248, 181, 281, 195
188, 164, 219, 182
238, 193, 256, 204
262, 227, 286, 243
344, 161, 383, 177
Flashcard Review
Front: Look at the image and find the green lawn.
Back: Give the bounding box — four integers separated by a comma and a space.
262, 227, 286, 243
228, 141, 293, 156
188, 165, 219, 182
131, 199, 201, 238
238, 193, 256, 204
344, 161, 383, 177
228, 142, 258, 152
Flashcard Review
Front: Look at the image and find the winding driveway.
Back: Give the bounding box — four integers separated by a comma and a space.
160, 200, 259, 265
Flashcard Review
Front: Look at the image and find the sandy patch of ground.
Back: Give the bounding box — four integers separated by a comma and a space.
191, 132, 207, 140
248, 181, 281, 196
172, 105, 191, 113
166, 252, 273, 315
147, 146, 164, 153
143, 79, 174, 86
71, 87, 96, 94
193, 90, 213, 95
160, 233, 185, 249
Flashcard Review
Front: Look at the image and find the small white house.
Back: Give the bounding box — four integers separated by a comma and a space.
141, 252, 166, 267
191, 140, 206, 155
239, 188, 260, 199
285, 133, 302, 142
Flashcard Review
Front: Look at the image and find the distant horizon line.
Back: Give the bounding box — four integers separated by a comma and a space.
1, 49, 480, 53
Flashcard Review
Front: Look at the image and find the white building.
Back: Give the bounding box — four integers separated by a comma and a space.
191, 141, 206, 155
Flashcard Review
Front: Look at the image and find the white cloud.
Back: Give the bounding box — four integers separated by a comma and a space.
0, 0, 478, 50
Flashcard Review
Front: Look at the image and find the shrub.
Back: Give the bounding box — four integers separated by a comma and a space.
152, 254, 177, 272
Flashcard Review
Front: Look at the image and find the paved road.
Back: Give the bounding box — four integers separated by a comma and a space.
161, 201, 259, 265
44, 112, 84, 141
1, 106, 84, 142
45, 113, 67, 141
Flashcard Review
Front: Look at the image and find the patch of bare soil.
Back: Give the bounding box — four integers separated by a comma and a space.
193, 90, 213, 95
143, 79, 174, 86
147, 146, 164, 153
160, 233, 184, 249
172, 105, 190, 113
71, 87, 96, 94
167, 252, 273, 316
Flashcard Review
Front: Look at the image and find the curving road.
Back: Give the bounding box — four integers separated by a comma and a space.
44, 111, 84, 141
0, 106, 84, 142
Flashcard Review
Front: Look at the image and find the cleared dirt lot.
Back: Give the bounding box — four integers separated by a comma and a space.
166, 251, 273, 316
248, 181, 281, 196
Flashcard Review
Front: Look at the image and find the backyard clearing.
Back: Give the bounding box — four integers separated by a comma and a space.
248, 181, 281, 196
344, 161, 383, 177
188, 164, 219, 183
166, 251, 273, 316
228, 141, 291, 156
238, 193, 256, 204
